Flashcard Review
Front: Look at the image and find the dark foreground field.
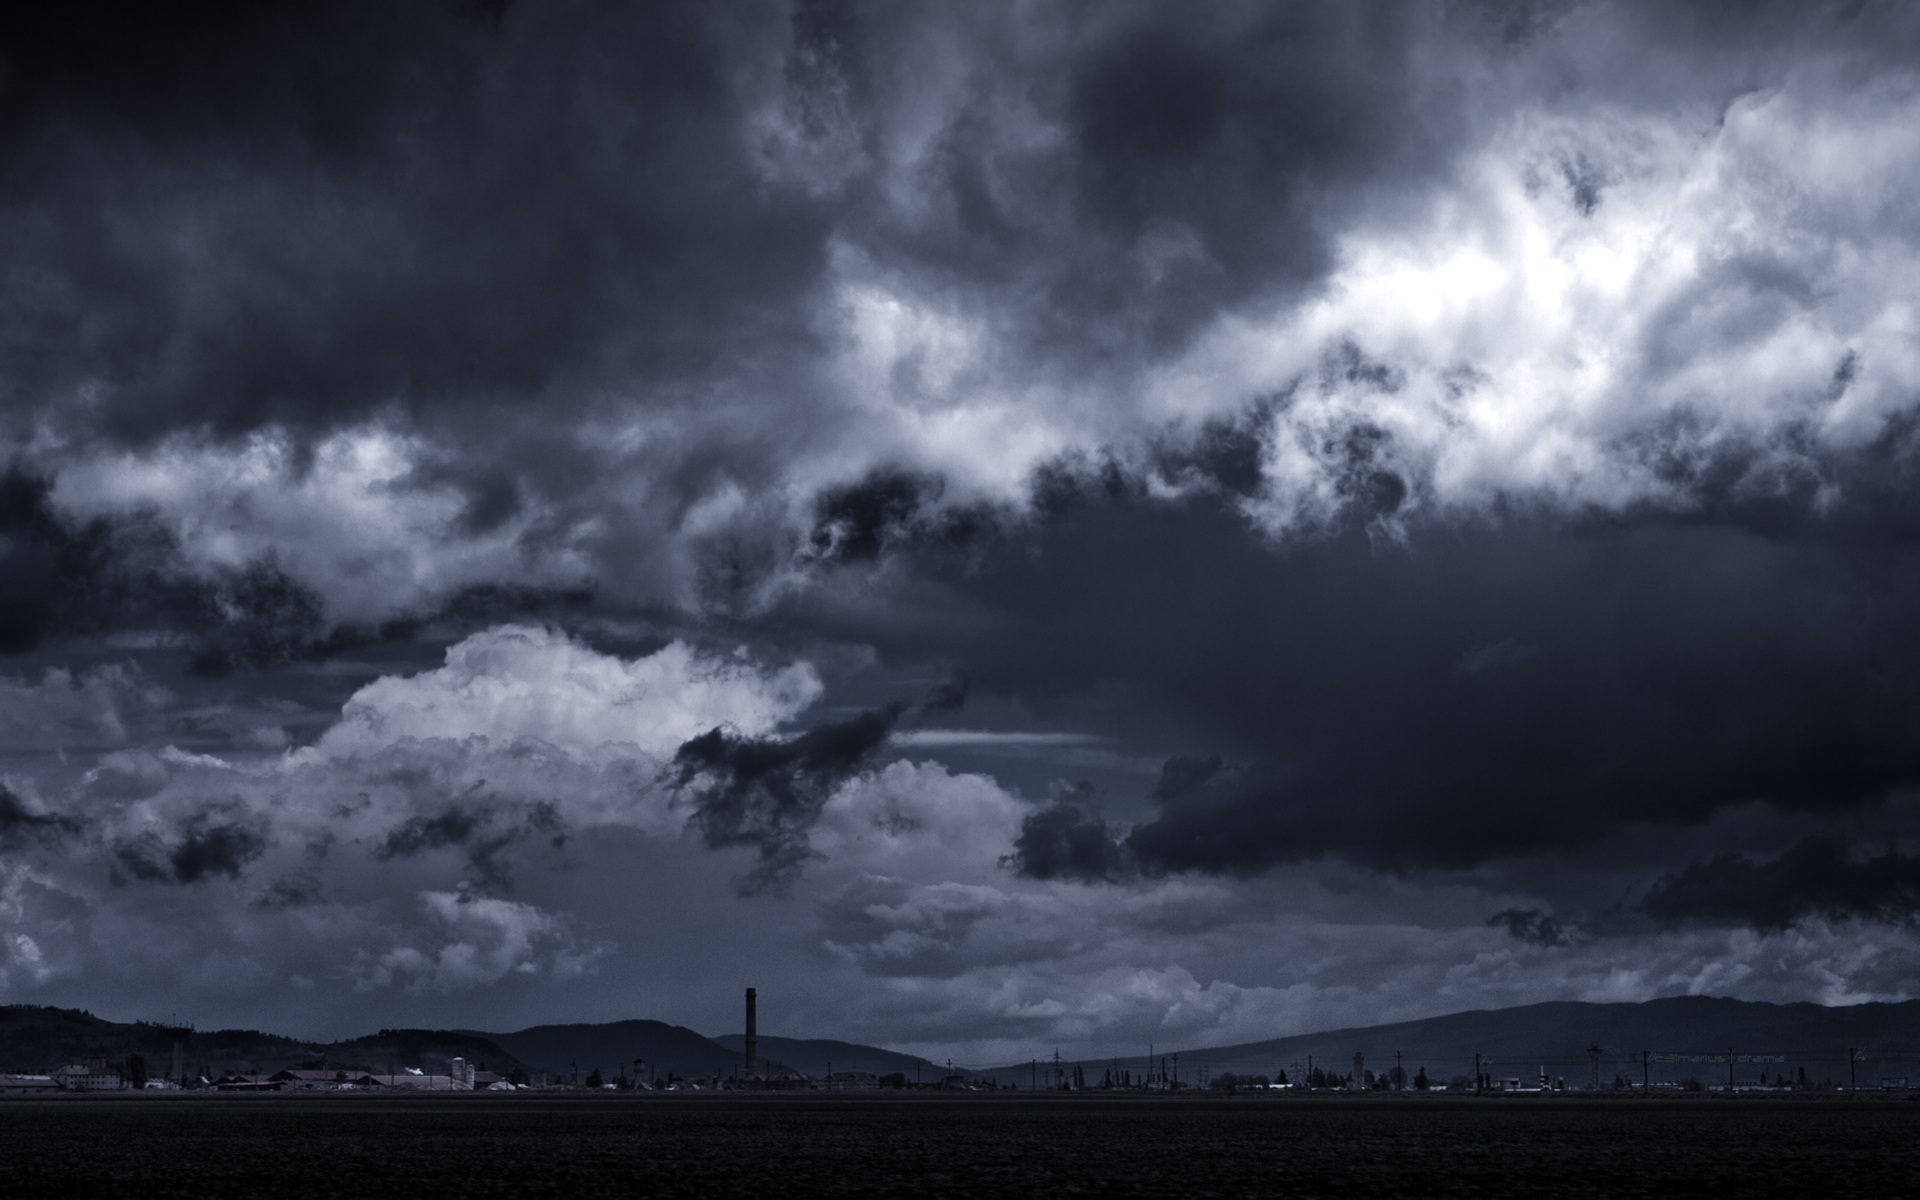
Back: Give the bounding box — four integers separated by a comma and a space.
5, 1094, 1916, 1198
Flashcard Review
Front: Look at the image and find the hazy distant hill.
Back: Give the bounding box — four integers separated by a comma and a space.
711, 1034, 936, 1079
463, 1019, 740, 1083
0, 1005, 530, 1079
465, 1022, 940, 1083
976, 996, 1920, 1089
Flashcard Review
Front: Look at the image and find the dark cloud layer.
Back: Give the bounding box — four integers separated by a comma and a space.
112, 806, 267, 885
0, 1, 824, 445
1488, 908, 1573, 947
1644, 838, 1920, 932
0, 784, 82, 847
671, 703, 906, 894
0, 467, 383, 670
838, 441, 1920, 877
1008, 781, 1132, 884
376, 801, 568, 889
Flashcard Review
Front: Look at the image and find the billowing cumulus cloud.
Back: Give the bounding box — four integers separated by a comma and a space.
2, 1, 1920, 1059
313, 624, 823, 759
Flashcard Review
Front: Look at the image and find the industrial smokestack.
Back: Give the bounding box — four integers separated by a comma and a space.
745, 988, 758, 1075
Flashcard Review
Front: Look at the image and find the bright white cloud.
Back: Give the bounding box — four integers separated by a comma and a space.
312, 624, 822, 759
50, 426, 593, 624
1157, 79, 1920, 534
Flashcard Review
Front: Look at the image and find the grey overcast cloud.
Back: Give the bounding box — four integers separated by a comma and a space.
4, 0, 1920, 1065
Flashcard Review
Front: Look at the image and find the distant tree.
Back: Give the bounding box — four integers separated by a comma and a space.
585, 1068, 604, 1089
509, 1068, 527, 1086
1415, 1067, 1429, 1091
127, 1054, 148, 1090
880, 1072, 906, 1089
1389, 1065, 1406, 1089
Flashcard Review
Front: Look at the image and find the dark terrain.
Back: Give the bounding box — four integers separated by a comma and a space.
4, 1094, 1915, 1198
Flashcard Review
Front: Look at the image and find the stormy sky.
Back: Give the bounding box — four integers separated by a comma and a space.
5, 0, 1920, 1065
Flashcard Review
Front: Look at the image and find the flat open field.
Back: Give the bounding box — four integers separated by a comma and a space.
5, 1094, 1916, 1198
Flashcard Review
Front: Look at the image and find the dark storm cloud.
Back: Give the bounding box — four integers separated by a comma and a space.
0, 466, 359, 667
112, 805, 267, 885
1643, 838, 1920, 932
1007, 781, 1133, 884
921, 674, 969, 713
802, 471, 1006, 577
670, 703, 906, 894
0, 0, 1569, 590
0, 0, 827, 447
1488, 908, 1571, 947
0, 784, 82, 846
818, 420, 1920, 880
876, 2, 1463, 362
377, 801, 568, 888
254, 873, 325, 911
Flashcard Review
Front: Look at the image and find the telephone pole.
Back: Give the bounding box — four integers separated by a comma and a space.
1395, 1051, 1403, 1091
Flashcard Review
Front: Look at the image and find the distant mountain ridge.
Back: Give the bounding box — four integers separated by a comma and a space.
456, 1019, 739, 1082
10, 996, 1919, 1088
0, 1005, 533, 1079
712, 1034, 937, 1079
974, 996, 1920, 1089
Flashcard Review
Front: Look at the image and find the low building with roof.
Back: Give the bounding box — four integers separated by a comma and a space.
348, 1073, 469, 1089
267, 1069, 350, 1090
52, 1061, 126, 1091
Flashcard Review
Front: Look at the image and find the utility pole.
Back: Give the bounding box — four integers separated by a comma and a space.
1395, 1051, 1403, 1092
1728, 1047, 1735, 1093
1474, 1053, 1481, 1095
